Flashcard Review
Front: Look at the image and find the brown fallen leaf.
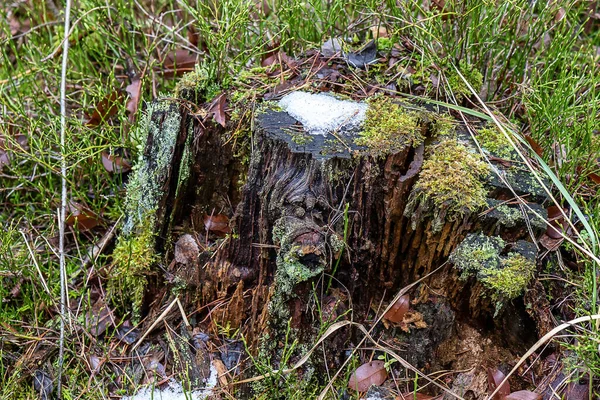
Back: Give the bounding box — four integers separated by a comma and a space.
546, 205, 566, 239
207, 93, 228, 127
588, 172, 600, 184
504, 390, 540, 400
523, 134, 543, 157
397, 392, 443, 400
348, 360, 388, 392
86, 90, 124, 127
203, 213, 231, 235
101, 151, 131, 174
487, 367, 511, 400
86, 297, 114, 336
125, 77, 142, 118
161, 49, 197, 77
539, 233, 563, 251
563, 382, 589, 400
384, 294, 410, 323
66, 200, 101, 231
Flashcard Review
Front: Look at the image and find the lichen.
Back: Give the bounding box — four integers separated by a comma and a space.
122, 101, 183, 235
451, 233, 536, 308
450, 233, 505, 278
493, 204, 522, 228
477, 126, 516, 159
355, 95, 423, 156
111, 100, 185, 316
412, 138, 489, 217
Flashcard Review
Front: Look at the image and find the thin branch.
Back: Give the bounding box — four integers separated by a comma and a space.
58, 0, 73, 397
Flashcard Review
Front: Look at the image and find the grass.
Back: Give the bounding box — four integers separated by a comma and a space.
1, 0, 600, 398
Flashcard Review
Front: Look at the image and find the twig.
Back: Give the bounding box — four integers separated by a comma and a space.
58, 0, 73, 397
131, 296, 180, 352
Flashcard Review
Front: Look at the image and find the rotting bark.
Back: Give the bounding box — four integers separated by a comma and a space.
118, 94, 552, 397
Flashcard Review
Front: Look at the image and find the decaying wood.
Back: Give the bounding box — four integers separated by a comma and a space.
122, 95, 551, 395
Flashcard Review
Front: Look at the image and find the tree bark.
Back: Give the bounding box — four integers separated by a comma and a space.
123, 96, 550, 396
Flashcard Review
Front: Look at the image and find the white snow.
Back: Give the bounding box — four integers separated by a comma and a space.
123, 363, 218, 400
278, 91, 366, 136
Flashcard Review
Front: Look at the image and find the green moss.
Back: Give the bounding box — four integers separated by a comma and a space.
108, 226, 157, 317
376, 37, 394, 52
174, 64, 220, 100
446, 61, 483, 101
413, 138, 489, 216
481, 253, 536, 300
355, 95, 424, 156
451, 234, 536, 307
431, 113, 457, 137
477, 126, 516, 159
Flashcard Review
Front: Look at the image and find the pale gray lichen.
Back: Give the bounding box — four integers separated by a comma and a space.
123, 100, 183, 235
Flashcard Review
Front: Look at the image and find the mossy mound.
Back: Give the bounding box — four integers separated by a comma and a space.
450, 233, 536, 304
355, 95, 424, 156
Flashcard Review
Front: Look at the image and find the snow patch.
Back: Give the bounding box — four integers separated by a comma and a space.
123, 363, 218, 400
278, 91, 366, 136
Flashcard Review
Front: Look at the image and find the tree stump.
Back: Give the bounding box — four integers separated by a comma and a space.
115, 91, 549, 396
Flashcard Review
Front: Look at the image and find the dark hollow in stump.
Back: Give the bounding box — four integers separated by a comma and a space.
121, 95, 550, 396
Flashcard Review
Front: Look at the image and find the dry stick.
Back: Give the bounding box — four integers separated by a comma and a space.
20, 231, 52, 297
486, 314, 600, 400
57, 0, 73, 397
131, 296, 180, 352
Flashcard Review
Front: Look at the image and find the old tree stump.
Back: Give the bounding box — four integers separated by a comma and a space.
112, 85, 552, 397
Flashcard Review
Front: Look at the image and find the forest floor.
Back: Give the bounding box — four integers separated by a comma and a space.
1, 1, 600, 399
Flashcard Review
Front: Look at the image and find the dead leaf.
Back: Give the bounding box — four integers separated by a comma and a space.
487, 368, 511, 400
546, 206, 566, 239
523, 135, 543, 157
261, 45, 294, 67
162, 49, 197, 77
101, 151, 131, 173
397, 392, 442, 400
86, 297, 113, 337
504, 390, 540, 400
125, 77, 142, 118
588, 172, 600, 184
203, 213, 231, 235
384, 294, 410, 323
86, 91, 124, 127
539, 233, 563, 251
207, 93, 228, 127
554, 8, 566, 23
563, 383, 589, 400
66, 200, 101, 231
348, 360, 388, 392
174, 234, 200, 265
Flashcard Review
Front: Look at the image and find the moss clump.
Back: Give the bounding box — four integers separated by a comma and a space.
431, 114, 457, 137
450, 233, 505, 277
477, 126, 516, 159
109, 227, 157, 317
451, 233, 536, 305
174, 64, 221, 101
355, 95, 423, 156
413, 138, 489, 216
446, 61, 483, 101
482, 253, 535, 300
